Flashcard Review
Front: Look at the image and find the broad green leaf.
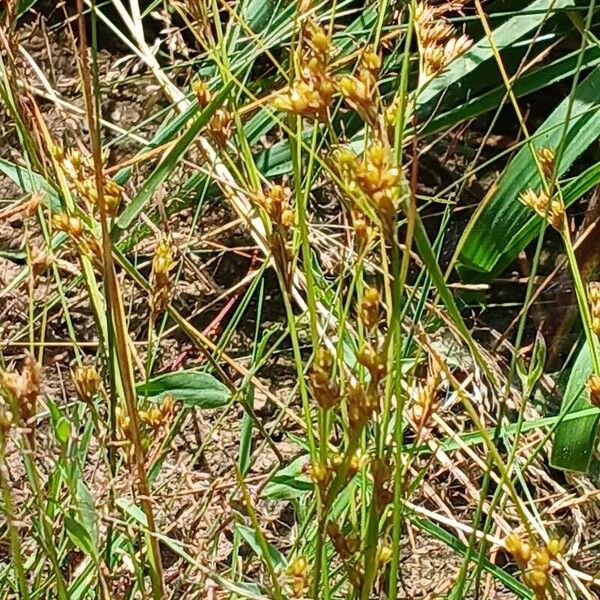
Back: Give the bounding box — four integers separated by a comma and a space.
551, 339, 600, 471
261, 454, 312, 500
235, 524, 286, 567
458, 64, 600, 278
77, 480, 99, 548
46, 397, 71, 446
421, 45, 600, 137
136, 369, 231, 409
64, 515, 97, 559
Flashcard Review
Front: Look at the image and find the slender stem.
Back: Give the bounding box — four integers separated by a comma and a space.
76, 2, 164, 596
0, 435, 29, 600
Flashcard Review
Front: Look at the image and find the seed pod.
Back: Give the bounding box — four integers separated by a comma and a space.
309, 347, 340, 410
150, 236, 175, 316
192, 79, 212, 107
72, 365, 101, 404
359, 286, 380, 330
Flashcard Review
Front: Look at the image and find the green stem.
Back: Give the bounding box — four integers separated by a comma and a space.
0, 435, 29, 600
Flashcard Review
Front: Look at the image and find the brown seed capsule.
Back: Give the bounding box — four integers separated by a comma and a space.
208, 107, 233, 147
150, 236, 175, 316
309, 347, 340, 410
359, 286, 380, 330
72, 365, 101, 404
193, 79, 212, 107
0, 353, 41, 431
356, 344, 386, 383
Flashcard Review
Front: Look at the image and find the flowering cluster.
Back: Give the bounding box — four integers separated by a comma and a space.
72, 365, 101, 404
287, 556, 309, 598
0, 353, 41, 439
505, 533, 565, 598
309, 347, 341, 410
193, 79, 233, 146
139, 395, 175, 429
410, 363, 441, 428
51, 145, 123, 217
415, 2, 472, 85
256, 184, 294, 287
273, 21, 336, 121
52, 212, 103, 268
519, 188, 565, 231
150, 236, 176, 316
338, 47, 381, 125
588, 282, 600, 337
536, 147, 556, 179
335, 142, 401, 235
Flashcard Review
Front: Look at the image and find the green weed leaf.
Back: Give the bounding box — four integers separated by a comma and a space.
136, 370, 231, 409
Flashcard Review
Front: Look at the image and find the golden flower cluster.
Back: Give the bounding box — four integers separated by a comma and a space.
273, 21, 336, 121
338, 46, 381, 125
150, 236, 176, 316
72, 365, 101, 404
352, 209, 375, 251
256, 184, 294, 287
359, 285, 381, 331
411, 363, 441, 428
287, 556, 309, 598
536, 147, 556, 179
139, 395, 175, 429
309, 450, 363, 498
519, 188, 565, 231
0, 353, 41, 437
356, 343, 386, 385
588, 374, 600, 407
335, 142, 402, 235
309, 347, 341, 410
346, 380, 379, 432
51, 145, 123, 217
415, 2, 472, 85
193, 79, 234, 146
52, 212, 103, 268
588, 282, 600, 337
505, 533, 565, 598
193, 80, 211, 107
209, 107, 234, 147
116, 405, 132, 442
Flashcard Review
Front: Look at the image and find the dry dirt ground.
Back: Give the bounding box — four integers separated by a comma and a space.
1, 6, 599, 600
